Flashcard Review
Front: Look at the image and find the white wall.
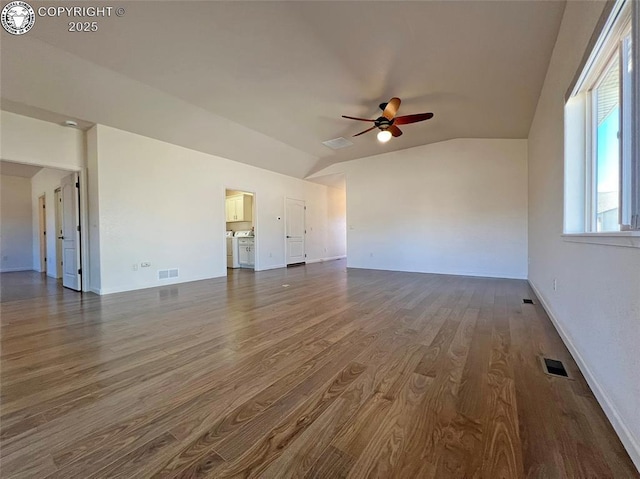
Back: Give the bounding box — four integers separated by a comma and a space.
0, 175, 33, 272
325, 186, 347, 260
91, 124, 346, 294
86, 127, 101, 292
528, 1, 640, 470
31, 168, 71, 277
315, 139, 528, 278
1, 111, 84, 170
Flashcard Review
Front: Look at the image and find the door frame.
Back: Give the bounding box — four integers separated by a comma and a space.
223, 186, 257, 271
38, 195, 46, 272
284, 197, 306, 266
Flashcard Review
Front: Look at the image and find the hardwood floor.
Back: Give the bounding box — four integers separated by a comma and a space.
0, 262, 637, 478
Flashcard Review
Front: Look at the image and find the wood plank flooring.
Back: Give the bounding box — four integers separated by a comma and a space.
0, 262, 637, 478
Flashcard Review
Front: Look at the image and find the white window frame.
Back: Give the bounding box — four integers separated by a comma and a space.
563, 0, 640, 248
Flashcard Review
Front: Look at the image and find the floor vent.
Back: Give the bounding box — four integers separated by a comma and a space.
523, 298, 535, 304
541, 357, 571, 378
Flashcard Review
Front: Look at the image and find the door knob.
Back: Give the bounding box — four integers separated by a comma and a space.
58, 236, 64, 239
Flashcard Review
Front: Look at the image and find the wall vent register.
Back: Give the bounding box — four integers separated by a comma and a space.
158, 268, 179, 280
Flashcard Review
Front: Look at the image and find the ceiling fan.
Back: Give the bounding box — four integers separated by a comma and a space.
342, 97, 434, 142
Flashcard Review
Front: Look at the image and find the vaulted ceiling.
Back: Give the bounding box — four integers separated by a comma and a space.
1, 1, 566, 178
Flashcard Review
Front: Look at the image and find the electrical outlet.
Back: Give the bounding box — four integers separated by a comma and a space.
141, 262, 151, 268
553, 278, 557, 291
132, 264, 138, 271
2, 255, 7, 261
269, 252, 272, 258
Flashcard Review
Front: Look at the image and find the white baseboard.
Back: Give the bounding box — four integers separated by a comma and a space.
306, 255, 346, 264
256, 263, 286, 271
529, 280, 640, 472
0, 267, 33, 273
97, 273, 225, 295
346, 264, 526, 280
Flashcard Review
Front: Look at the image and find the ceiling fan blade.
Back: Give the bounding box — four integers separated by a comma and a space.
342, 115, 375, 122
394, 112, 434, 125
353, 125, 377, 137
388, 125, 403, 137
382, 97, 401, 119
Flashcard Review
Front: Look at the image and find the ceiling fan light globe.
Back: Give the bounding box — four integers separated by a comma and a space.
377, 130, 392, 143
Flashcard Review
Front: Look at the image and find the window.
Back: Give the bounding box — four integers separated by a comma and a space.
565, 0, 639, 236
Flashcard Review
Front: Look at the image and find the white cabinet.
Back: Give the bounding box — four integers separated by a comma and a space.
238, 238, 255, 267
225, 194, 252, 222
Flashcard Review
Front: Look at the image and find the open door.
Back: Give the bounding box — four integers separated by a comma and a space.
55, 188, 63, 278
38, 195, 46, 272
61, 173, 81, 291
285, 198, 305, 265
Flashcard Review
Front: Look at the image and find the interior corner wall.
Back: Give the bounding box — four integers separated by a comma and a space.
91, 124, 343, 294
0, 175, 33, 272
338, 138, 528, 279
527, 1, 640, 470
325, 186, 347, 260
31, 168, 71, 277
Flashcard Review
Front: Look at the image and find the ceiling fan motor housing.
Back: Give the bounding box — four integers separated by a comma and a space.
374, 116, 394, 130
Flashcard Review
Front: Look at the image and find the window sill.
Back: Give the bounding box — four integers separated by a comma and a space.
562, 232, 640, 248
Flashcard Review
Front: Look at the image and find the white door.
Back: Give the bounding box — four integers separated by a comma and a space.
38, 195, 46, 272
55, 188, 63, 278
285, 198, 305, 265
61, 173, 81, 291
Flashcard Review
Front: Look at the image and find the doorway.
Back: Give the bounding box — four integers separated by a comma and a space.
225, 189, 256, 271
0, 160, 86, 293
285, 197, 305, 265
